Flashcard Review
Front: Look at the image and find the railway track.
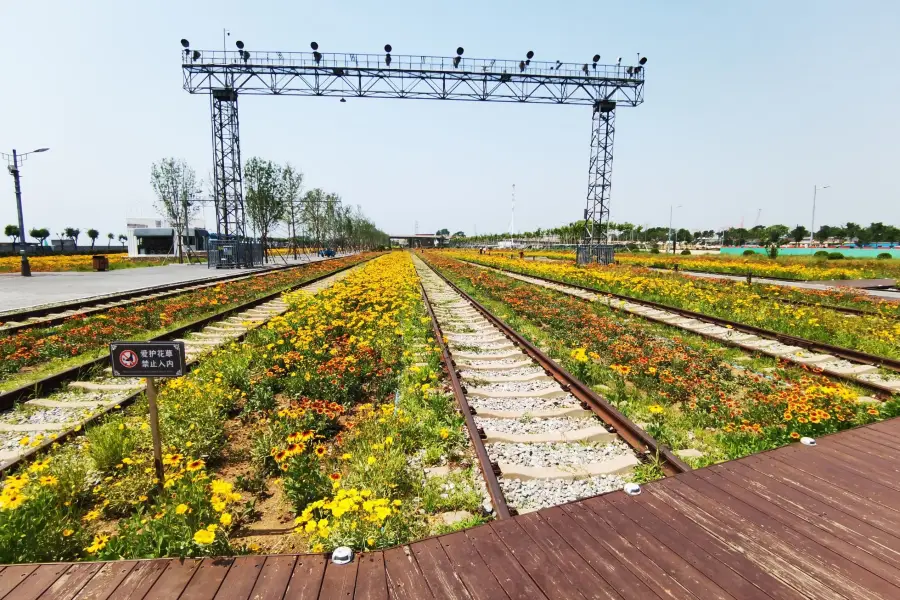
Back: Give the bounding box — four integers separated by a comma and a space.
462, 259, 900, 398
0, 261, 368, 475
414, 256, 687, 517
0, 255, 345, 334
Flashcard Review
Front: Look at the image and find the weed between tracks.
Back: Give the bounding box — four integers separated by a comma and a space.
0, 252, 483, 563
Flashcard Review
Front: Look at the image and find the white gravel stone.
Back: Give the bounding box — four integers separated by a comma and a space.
475, 416, 598, 435
460, 367, 544, 379
469, 380, 562, 394
469, 395, 580, 412
501, 474, 627, 511
487, 440, 631, 468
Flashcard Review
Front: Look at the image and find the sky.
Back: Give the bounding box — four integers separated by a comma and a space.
2, 0, 899, 241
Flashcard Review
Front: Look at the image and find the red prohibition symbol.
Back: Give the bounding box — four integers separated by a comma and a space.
119, 349, 139, 369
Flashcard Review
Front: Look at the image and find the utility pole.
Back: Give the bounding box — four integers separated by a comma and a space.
810, 185, 830, 245
4, 147, 50, 276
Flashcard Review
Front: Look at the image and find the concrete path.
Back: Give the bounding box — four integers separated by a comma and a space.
0, 254, 338, 313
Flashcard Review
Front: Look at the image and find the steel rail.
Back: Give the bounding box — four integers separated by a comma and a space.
461, 259, 899, 398
0, 256, 345, 334
422, 259, 689, 478
0, 256, 377, 411
419, 282, 513, 519
468, 260, 900, 373
0, 257, 375, 476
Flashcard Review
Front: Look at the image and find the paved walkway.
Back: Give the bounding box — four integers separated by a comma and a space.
3, 417, 899, 599
0, 254, 332, 313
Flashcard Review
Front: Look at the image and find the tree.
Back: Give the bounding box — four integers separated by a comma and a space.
280, 163, 304, 259
790, 225, 809, 244
150, 158, 198, 264
244, 157, 286, 261
118, 234, 128, 247
764, 225, 789, 245
4, 225, 19, 250
64, 227, 81, 248
436, 228, 450, 236
29, 228, 50, 247
87, 229, 100, 251
453, 231, 466, 238
107, 233, 114, 249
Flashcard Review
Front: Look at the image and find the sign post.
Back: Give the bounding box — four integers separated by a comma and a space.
110, 341, 186, 493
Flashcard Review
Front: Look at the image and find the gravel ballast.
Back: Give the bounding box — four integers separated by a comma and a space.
501, 475, 627, 510
475, 416, 598, 435
487, 440, 631, 468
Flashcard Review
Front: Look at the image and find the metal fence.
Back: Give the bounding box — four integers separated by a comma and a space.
576, 244, 615, 265
208, 239, 263, 268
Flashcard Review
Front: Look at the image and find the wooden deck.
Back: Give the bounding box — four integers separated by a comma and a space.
3, 418, 900, 599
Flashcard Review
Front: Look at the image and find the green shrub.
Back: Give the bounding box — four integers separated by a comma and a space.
649, 246, 660, 254
680, 249, 691, 255
87, 418, 138, 474
877, 252, 893, 260
742, 249, 756, 256
828, 252, 844, 260
813, 250, 830, 258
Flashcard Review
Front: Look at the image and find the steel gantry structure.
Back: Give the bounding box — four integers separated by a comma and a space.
181, 41, 646, 265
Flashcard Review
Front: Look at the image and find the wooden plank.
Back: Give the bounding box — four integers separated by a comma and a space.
71, 562, 137, 600
142, 558, 201, 600
693, 468, 900, 590
438, 531, 509, 600
283, 554, 327, 600
869, 418, 900, 437
583, 497, 734, 600
409, 538, 471, 600
0, 566, 38, 599
649, 480, 846, 600
820, 436, 900, 475
562, 502, 698, 600
489, 518, 596, 600
848, 427, 900, 452
513, 512, 623, 600
382, 546, 434, 600
247, 556, 296, 600
179, 558, 234, 600
354, 552, 388, 600
717, 461, 900, 568
772, 445, 900, 507
741, 454, 900, 535
604, 492, 778, 600
665, 475, 900, 600
538, 507, 659, 600
213, 556, 265, 600
465, 524, 547, 600
318, 556, 359, 600
634, 491, 804, 600
4, 563, 70, 600
106, 560, 168, 600
37, 563, 102, 600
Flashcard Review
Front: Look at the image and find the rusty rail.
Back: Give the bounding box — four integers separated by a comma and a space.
422, 262, 689, 478
418, 282, 513, 519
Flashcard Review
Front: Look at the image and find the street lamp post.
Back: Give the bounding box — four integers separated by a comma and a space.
3, 147, 49, 276
810, 185, 830, 245
668, 204, 682, 254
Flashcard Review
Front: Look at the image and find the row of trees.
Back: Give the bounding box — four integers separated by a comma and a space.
4, 225, 127, 251
460, 220, 899, 248
150, 157, 389, 263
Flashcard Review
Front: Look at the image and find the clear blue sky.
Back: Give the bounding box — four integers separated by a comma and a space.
2, 0, 898, 240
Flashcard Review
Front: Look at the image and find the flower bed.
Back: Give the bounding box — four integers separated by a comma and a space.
448, 251, 900, 360
0, 254, 171, 273
520, 249, 900, 281
0, 252, 481, 563
0, 255, 371, 385
424, 253, 899, 470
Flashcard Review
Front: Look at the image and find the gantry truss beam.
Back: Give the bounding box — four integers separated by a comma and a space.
182, 51, 644, 105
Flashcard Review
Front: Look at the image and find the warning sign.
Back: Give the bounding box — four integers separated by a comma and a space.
109, 341, 186, 378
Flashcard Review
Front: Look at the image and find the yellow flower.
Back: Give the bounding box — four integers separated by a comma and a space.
176, 504, 189, 515
312, 543, 324, 553
193, 529, 216, 545
18, 436, 30, 447
186, 459, 205, 472
219, 513, 232, 526
207, 523, 218, 532
367, 456, 376, 465
439, 428, 449, 439
305, 520, 316, 533
648, 404, 664, 415
82, 509, 101, 522
367, 537, 375, 546
39, 475, 58, 486
62, 529, 74, 537
248, 543, 261, 552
